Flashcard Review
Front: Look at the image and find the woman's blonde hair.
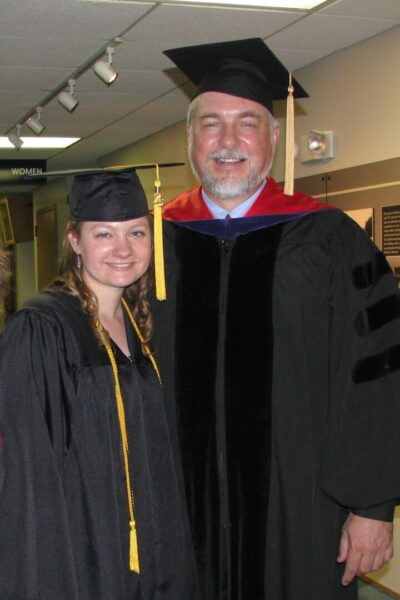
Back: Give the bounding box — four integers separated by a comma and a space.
58, 218, 154, 350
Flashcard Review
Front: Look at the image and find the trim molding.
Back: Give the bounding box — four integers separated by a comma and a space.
362, 575, 400, 599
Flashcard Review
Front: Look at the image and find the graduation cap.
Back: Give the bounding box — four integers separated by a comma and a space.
69, 168, 148, 222
164, 38, 309, 195
164, 37, 307, 114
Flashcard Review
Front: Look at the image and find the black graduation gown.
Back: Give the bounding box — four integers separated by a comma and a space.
0, 289, 199, 600
152, 208, 400, 600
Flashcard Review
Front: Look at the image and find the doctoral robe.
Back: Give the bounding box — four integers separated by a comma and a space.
151, 177, 400, 600
0, 288, 199, 600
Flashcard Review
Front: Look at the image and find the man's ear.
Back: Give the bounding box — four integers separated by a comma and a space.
272, 123, 280, 149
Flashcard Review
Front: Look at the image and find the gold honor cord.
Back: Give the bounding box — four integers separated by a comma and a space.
97, 300, 162, 573
121, 298, 162, 385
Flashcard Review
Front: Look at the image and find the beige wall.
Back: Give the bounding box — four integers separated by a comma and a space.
15, 241, 35, 308
273, 24, 400, 182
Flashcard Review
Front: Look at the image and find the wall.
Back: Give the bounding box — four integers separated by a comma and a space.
15, 241, 35, 307
272, 23, 400, 182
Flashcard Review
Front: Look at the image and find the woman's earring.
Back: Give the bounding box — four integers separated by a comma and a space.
77, 254, 82, 269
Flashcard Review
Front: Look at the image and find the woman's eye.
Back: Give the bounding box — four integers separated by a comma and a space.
95, 232, 111, 239
130, 230, 145, 237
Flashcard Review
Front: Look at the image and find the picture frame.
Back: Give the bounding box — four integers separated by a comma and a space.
0, 197, 15, 246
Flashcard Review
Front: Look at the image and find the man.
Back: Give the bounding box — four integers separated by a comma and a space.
152, 38, 400, 600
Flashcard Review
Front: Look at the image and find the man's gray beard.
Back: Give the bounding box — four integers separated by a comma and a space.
189, 148, 272, 200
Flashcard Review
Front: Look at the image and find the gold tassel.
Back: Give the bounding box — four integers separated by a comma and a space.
130, 520, 140, 573
284, 73, 295, 197
153, 164, 166, 301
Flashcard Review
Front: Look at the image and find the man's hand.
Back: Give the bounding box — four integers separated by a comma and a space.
337, 513, 393, 586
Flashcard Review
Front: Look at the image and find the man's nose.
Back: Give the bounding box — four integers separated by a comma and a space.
220, 123, 238, 148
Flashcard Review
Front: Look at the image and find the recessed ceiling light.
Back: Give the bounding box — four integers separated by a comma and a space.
82, 0, 326, 6
0, 137, 80, 149
167, 0, 325, 7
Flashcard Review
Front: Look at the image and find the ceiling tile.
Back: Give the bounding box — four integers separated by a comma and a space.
0, 67, 72, 91
321, 0, 400, 19
266, 13, 399, 51
124, 4, 305, 44
0, 0, 154, 39
0, 36, 102, 69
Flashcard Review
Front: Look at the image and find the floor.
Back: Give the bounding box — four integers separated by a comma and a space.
358, 580, 394, 599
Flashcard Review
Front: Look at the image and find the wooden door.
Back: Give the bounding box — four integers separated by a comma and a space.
36, 205, 58, 291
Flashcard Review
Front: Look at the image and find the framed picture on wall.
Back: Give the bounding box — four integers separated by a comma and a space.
381, 204, 400, 285
0, 198, 15, 246
344, 207, 374, 241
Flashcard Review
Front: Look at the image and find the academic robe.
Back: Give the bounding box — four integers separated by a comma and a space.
151, 177, 400, 600
0, 288, 199, 600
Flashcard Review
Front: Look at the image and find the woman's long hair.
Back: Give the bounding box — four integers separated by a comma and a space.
58, 218, 154, 350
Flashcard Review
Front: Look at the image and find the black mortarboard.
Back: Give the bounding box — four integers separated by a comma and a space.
69, 168, 148, 221
163, 37, 308, 114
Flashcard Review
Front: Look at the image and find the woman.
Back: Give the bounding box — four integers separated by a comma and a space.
0, 170, 198, 600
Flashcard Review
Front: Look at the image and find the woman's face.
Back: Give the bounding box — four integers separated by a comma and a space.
68, 217, 151, 295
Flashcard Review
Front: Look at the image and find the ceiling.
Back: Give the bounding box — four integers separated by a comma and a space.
1, 0, 400, 187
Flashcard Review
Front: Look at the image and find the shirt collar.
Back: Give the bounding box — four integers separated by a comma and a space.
201, 180, 267, 219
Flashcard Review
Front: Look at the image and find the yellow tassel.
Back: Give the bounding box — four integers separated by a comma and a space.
130, 520, 140, 573
284, 73, 295, 197
153, 165, 166, 301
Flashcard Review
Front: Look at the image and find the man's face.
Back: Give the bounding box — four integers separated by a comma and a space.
188, 91, 280, 208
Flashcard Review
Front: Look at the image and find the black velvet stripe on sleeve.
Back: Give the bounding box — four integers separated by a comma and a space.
352, 252, 392, 290
352, 344, 400, 383
354, 294, 400, 335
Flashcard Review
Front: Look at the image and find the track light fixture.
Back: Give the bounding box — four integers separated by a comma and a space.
8, 124, 24, 150
58, 79, 79, 113
93, 46, 118, 85
27, 107, 45, 135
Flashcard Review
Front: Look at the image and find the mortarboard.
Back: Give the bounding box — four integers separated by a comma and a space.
164, 38, 309, 195
163, 37, 308, 115
69, 168, 148, 222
